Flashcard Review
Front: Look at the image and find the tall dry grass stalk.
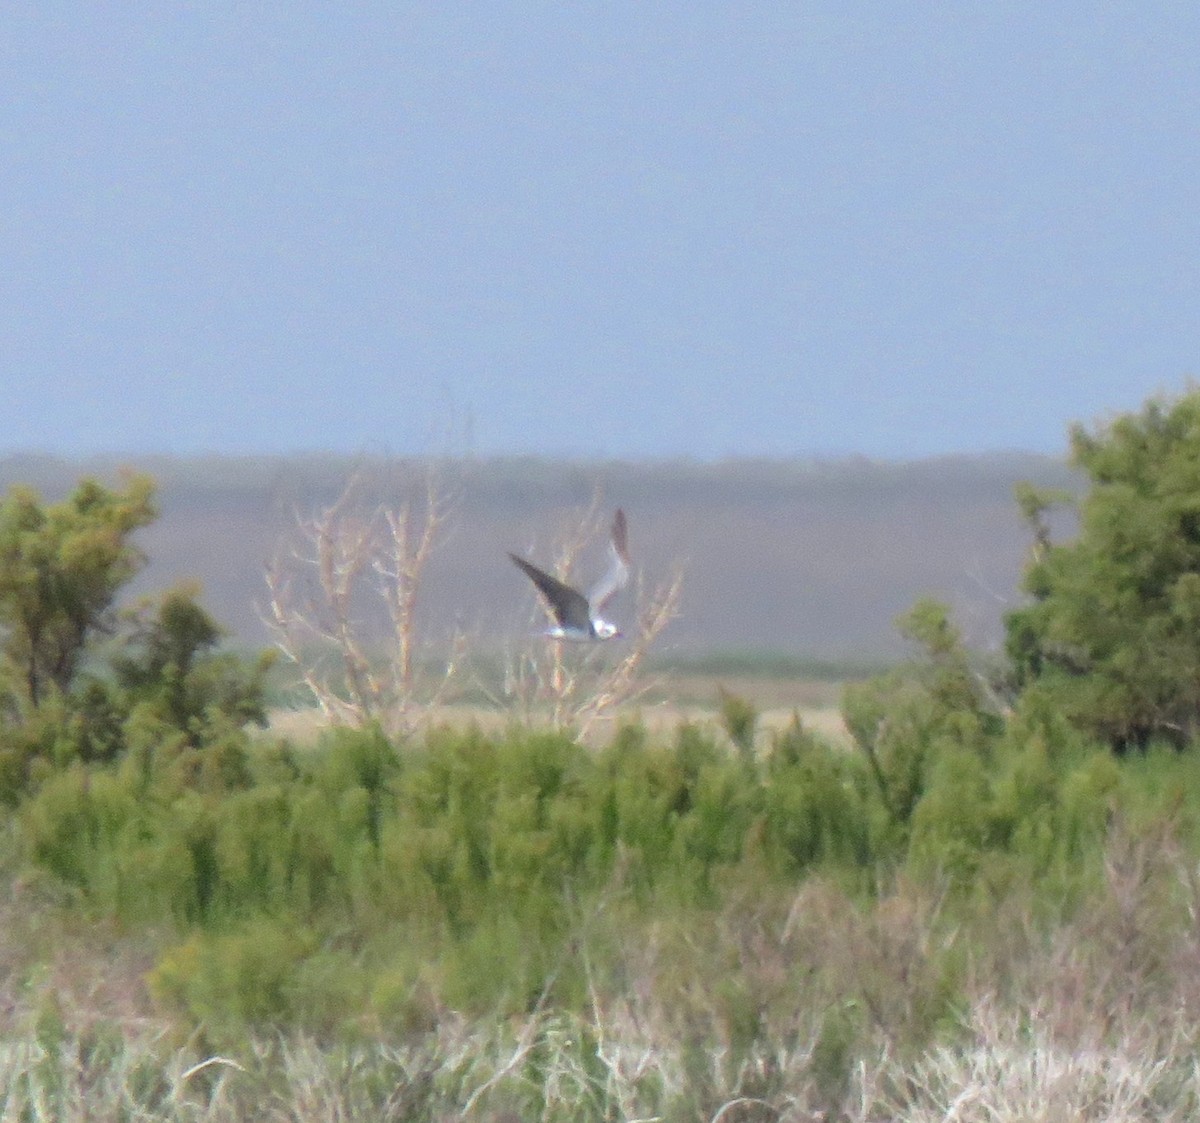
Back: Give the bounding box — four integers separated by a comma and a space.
2, 999, 1198, 1122
874, 999, 1196, 1123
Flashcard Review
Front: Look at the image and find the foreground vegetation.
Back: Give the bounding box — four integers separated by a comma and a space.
6, 992, 1200, 1120
4, 709, 1200, 1120
8, 389, 1200, 1119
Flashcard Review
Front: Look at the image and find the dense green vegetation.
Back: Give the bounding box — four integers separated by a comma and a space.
6, 696, 1200, 1119
1008, 390, 1200, 749
6, 390, 1200, 1120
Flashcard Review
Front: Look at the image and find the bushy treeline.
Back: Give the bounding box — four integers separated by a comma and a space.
22, 719, 866, 1029
12, 687, 1183, 1044
1006, 389, 1200, 749
0, 473, 273, 799
10, 672, 1200, 1123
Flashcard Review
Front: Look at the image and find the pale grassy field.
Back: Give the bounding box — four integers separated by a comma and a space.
264, 672, 851, 747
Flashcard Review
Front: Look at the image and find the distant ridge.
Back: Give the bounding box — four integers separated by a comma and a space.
0, 452, 1079, 659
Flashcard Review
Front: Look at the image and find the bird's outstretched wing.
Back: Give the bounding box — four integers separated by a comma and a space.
509, 554, 593, 631
587, 508, 630, 614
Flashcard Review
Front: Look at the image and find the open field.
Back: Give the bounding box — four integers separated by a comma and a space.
266, 698, 851, 749
264, 665, 854, 747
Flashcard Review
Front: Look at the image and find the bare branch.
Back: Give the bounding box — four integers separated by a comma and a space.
575, 562, 685, 739
260, 464, 461, 736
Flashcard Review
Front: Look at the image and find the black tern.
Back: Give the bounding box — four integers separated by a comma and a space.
510, 509, 630, 641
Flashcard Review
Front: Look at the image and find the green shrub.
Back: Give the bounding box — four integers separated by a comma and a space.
908, 743, 992, 884
21, 765, 138, 891
762, 720, 876, 874
149, 918, 320, 1033
843, 598, 999, 831
17, 710, 1200, 1044
718, 688, 758, 762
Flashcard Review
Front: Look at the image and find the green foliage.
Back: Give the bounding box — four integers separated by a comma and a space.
9, 704, 1200, 1086
0, 474, 156, 709
761, 718, 874, 872
20, 445, 1200, 1067
11, 719, 888, 1032
843, 598, 996, 830
0, 477, 272, 803
718, 687, 758, 762
1013, 478, 1074, 557
149, 918, 321, 1033
1007, 388, 1200, 748
832, 592, 1137, 897
11, 462, 1200, 1115
17, 693, 1175, 1042
113, 584, 276, 745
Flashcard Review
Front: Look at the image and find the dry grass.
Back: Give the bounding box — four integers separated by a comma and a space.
265, 701, 851, 751
264, 671, 852, 748
6, 820, 1200, 1121
0, 994, 1196, 1122
867, 1001, 1200, 1123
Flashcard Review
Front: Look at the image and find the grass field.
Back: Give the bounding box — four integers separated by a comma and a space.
264, 665, 853, 748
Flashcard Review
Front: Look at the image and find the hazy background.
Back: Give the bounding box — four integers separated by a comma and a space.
3, 6, 1197, 461
0, 452, 1078, 660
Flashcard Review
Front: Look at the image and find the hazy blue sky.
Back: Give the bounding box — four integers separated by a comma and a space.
3, 5, 1198, 460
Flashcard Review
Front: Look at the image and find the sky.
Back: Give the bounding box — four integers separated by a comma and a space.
2, 4, 1199, 462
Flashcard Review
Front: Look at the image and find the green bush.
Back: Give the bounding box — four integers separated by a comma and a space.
149, 918, 321, 1032
762, 718, 876, 873
1007, 389, 1200, 748
15, 705, 1200, 1043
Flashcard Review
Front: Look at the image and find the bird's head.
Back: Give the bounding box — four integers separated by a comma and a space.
594, 620, 622, 640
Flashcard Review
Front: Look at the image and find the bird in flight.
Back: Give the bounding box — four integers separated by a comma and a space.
510, 509, 630, 641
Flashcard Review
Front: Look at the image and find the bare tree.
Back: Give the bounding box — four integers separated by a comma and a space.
500, 494, 685, 739
262, 465, 462, 736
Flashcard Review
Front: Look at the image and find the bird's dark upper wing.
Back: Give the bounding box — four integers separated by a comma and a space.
509, 554, 593, 631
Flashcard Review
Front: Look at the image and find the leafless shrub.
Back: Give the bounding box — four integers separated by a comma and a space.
262, 465, 463, 736
499, 493, 685, 739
